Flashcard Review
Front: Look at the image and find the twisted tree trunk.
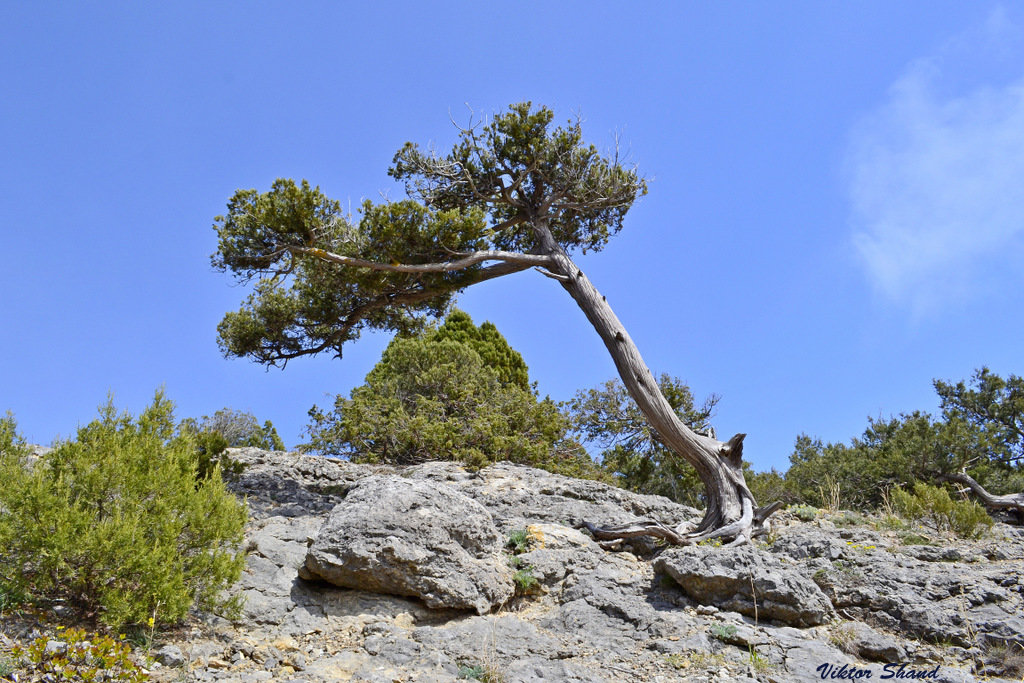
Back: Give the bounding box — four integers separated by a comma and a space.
538, 225, 779, 545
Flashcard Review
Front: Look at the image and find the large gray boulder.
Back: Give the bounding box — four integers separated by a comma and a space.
299, 475, 514, 614
655, 544, 835, 627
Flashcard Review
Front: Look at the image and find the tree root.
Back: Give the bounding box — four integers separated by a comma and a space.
580, 499, 785, 549
580, 519, 687, 546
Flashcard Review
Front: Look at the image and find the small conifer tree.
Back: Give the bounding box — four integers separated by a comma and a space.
307, 310, 605, 479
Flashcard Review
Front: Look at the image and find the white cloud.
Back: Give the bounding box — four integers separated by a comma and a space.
848, 11, 1024, 314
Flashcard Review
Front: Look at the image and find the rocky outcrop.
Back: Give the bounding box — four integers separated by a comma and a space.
299, 475, 515, 614
755, 523, 1024, 652
6, 447, 1024, 683
217, 450, 1024, 682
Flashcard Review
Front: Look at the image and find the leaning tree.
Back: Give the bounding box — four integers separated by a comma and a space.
213, 102, 782, 545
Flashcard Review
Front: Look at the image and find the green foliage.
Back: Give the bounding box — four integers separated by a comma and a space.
782, 368, 1024, 512
213, 181, 479, 365
0, 412, 28, 602
785, 412, 953, 510
506, 528, 536, 554
748, 645, 771, 673
935, 367, 1024, 493
177, 421, 239, 481
744, 466, 796, 506
709, 623, 738, 642
891, 483, 994, 539
566, 375, 718, 506
193, 408, 285, 451
179, 408, 284, 480
432, 309, 530, 392
898, 531, 934, 546
875, 513, 910, 531
0, 580, 30, 618
789, 504, 819, 522
9, 627, 148, 682
459, 664, 487, 680
307, 312, 607, 479
506, 528, 541, 596
213, 103, 645, 368
458, 663, 506, 682
664, 653, 687, 670
829, 511, 865, 527
511, 565, 540, 596
0, 655, 13, 678
0, 394, 247, 629
391, 102, 647, 255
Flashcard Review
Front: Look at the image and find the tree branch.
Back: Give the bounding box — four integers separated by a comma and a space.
534, 267, 570, 282
258, 261, 532, 365
291, 246, 553, 273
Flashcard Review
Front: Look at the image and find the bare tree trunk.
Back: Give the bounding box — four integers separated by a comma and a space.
540, 234, 779, 545
943, 472, 1024, 522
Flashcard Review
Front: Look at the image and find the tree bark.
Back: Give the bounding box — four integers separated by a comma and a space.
536, 223, 776, 545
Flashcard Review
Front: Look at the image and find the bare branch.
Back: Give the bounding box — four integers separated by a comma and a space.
291, 246, 554, 273
534, 267, 569, 282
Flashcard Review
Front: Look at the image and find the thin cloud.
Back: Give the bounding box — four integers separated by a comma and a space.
848, 11, 1024, 314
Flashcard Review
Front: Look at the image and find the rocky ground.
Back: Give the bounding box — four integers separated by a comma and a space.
3, 447, 1024, 682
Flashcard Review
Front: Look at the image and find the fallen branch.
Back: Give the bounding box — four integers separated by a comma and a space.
941, 471, 1024, 519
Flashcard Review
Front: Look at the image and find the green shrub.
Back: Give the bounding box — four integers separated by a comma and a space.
506, 529, 541, 596
459, 664, 487, 680
506, 529, 536, 554
177, 421, 244, 481
0, 392, 247, 629
829, 510, 865, 527
898, 531, 933, 546
458, 663, 506, 682
187, 408, 285, 450
709, 623, 738, 642
891, 483, 993, 539
0, 580, 30, 617
789, 504, 819, 521
179, 407, 285, 481
748, 645, 771, 673
874, 513, 910, 531
512, 566, 540, 595
9, 627, 148, 682
947, 500, 994, 539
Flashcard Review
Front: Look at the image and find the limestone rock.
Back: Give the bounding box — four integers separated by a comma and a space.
654, 544, 835, 626
154, 644, 185, 667
300, 475, 514, 614
832, 621, 906, 663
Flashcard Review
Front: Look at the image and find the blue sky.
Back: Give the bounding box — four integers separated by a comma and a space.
3, 3, 1023, 473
